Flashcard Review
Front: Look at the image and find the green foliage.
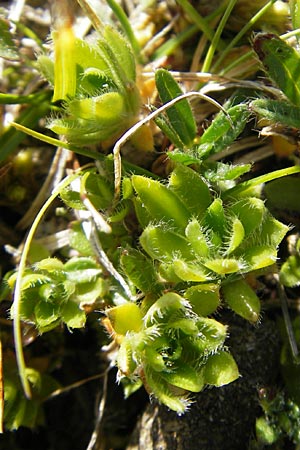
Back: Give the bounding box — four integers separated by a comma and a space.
194, 104, 250, 159
105, 292, 238, 414
0, 17, 19, 60
253, 33, 300, 106
3, 7, 300, 428
250, 98, 300, 129
6, 257, 106, 332
38, 24, 141, 145
256, 390, 300, 446
130, 165, 289, 326
3, 358, 60, 430
280, 316, 300, 404
154, 69, 197, 147
264, 176, 300, 219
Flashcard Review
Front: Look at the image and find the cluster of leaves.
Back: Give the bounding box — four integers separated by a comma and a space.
2, 2, 300, 437
3, 358, 59, 431
280, 237, 300, 288
128, 165, 288, 321
5, 257, 106, 333
105, 294, 238, 414
38, 23, 140, 145
256, 390, 300, 446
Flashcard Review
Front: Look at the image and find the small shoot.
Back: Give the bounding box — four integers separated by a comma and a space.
253, 33, 300, 106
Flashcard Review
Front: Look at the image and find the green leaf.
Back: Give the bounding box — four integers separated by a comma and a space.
166, 149, 201, 165
68, 92, 125, 123
140, 225, 195, 262
74, 278, 107, 306
59, 187, 84, 210
69, 222, 95, 256
122, 377, 143, 398
3, 364, 59, 430
203, 198, 226, 238
250, 98, 300, 129
117, 338, 138, 376
34, 258, 64, 273
64, 257, 102, 283
80, 68, 114, 96
144, 368, 191, 414
259, 213, 290, 248
280, 255, 300, 287
74, 37, 110, 74
168, 165, 211, 218
34, 301, 60, 332
120, 248, 162, 294
222, 279, 261, 323
202, 161, 252, 182
242, 245, 277, 271
196, 104, 250, 159
155, 114, 188, 148
84, 172, 114, 209
144, 346, 167, 372
195, 317, 228, 353
173, 259, 211, 282
106, 303, 143, 335
290, 0, 300, 30
256, 417, 279, 445
102, 25, 136, 82
203, 351, 239, 386
253, 33, 300, 106
225, 217, 245, 255
155, 68, 197, 146
161, 364, 205, 392
158, 263, 183, 283
144, 292, 188, 325
185, 284, 220, 316
132, 175, 191, 231
167, 318, 198, 336
0, 18, 19, 60
204, 258, 244, 275
133, 197, 152, 229
16, 273, 52, 291
60, 300, 86, 329
185, 219, 210, 257
227, 197, 265, 236
264, 176, 300, 215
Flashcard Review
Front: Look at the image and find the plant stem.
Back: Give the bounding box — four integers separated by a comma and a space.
11, 122, 158, 178
13, 170, 84, 398
202, 0, 238, 73
176, 0, 222, 46
213, 0, 276, 72
223, 166, 300, 199
106, 0, 143, 63
152, 24, 198, 61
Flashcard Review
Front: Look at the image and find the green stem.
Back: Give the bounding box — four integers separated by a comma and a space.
11, 122, 158, 178
106, 0, 143, 63
0, 92, 51, 163
220, 28, 300, 77
213, 0, 276, 72
223, 166, 300, 199
152, 25, 198, 61
0, 92, 49, 105
220, 49, 254, 76
202, 0, 238, 73
176, 0, 221, 44
11, 122, 101, 159
13, 170, 84, 397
